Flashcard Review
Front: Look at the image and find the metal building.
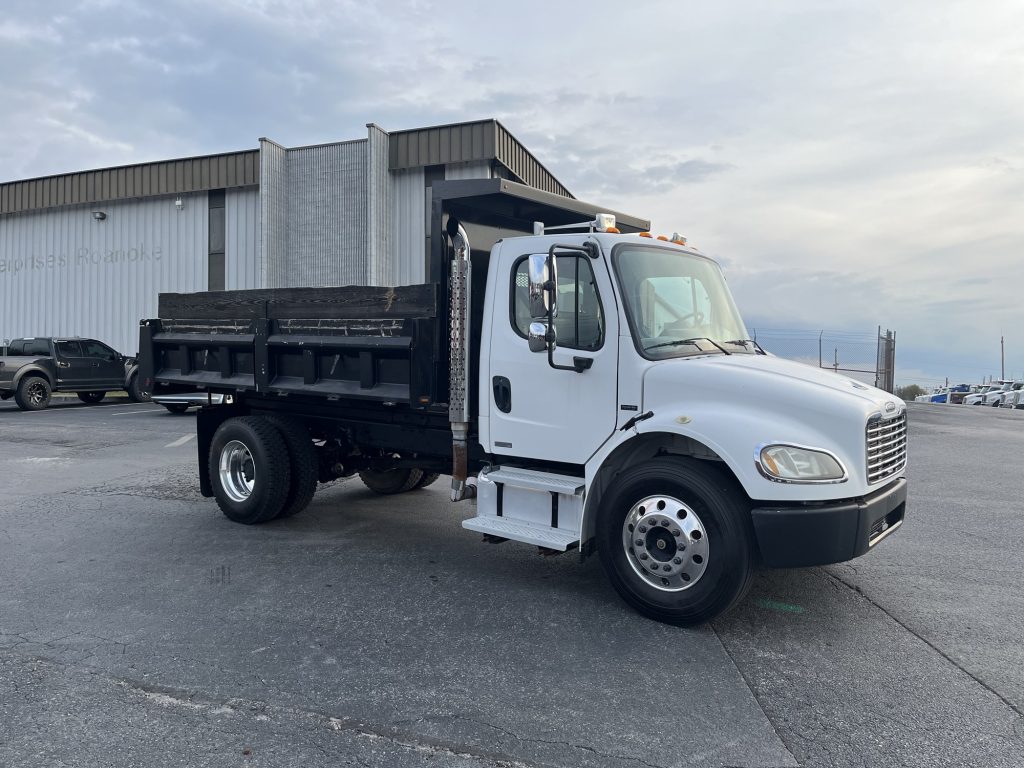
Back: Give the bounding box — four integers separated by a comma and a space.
0, 119, 577, 355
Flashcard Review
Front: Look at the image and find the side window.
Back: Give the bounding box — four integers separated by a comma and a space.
512, 255, 604, 351
55, 341, 82, 358
7, 341, 25, 355
81, 341, 116, 360
23, 339, 51, 356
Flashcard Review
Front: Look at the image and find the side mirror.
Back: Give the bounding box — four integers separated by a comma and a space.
528, 322, 553, 353
528, 253, 557, 320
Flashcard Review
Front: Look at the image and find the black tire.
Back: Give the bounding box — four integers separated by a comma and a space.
77, 391, 106, 404
413, 472, 441, 490
359, 468, 424, 495
15, 376, 51, 411
163, 403, 190, 414
127, 374, 150, 403
264, 416, 319, 519
208, 416, 292, 524
596, 457, 755, 627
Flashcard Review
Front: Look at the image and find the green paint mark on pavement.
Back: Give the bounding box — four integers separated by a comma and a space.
755, 598, 806, 614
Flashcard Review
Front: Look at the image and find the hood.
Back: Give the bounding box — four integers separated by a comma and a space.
644, 353, 902, 419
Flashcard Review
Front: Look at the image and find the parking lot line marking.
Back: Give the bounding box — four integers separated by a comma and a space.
109, 407, 164, 416
4, 402, 153, 415
165, 434, 196, 448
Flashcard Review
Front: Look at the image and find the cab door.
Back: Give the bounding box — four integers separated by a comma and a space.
486, 248, 619, 465
79, 340, 125, 388
53, 340, 86, 389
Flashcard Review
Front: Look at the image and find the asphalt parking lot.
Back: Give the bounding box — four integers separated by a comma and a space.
1, 399, 1022, 767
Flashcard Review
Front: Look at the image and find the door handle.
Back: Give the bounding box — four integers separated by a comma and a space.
492, 376, 512, 413
57, 361, 70, 369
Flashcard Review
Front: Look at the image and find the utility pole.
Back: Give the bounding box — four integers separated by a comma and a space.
819, 330, 823, 369
1001, 335, 1005, 380
834, 347, 838, 373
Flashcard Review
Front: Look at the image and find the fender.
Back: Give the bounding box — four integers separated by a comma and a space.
124, 362, 140, 388
12, 364, 55, 390
579, 403, 870, 558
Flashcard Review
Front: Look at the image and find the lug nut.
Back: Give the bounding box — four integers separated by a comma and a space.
639, 553, 648, 560
661, 520, 670, 526
671, 529, 680, 536
638, 526, 647, 533
635, 539, 643, 547
673, 557, 682, 565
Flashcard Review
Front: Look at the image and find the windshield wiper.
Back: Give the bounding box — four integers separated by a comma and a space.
723, 338, 766, 354
646, 337, 731, 355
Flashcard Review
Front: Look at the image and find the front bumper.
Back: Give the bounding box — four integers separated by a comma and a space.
751, 477, 907, 567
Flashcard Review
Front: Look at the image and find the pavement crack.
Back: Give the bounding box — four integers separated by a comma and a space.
824, 568, 1024, 720
710, 623, 802, 767
442, 713, 668, 768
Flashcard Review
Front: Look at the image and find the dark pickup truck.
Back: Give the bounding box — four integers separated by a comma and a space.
0, 337, 146, 410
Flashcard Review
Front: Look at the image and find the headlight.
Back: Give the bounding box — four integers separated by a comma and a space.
756, 444, 847, 483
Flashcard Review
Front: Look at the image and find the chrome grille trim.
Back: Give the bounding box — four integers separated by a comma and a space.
866, 410, 907, 484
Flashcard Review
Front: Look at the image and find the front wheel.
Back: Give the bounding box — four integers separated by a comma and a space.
77, 391, 106, 404
359, 468, 424, 495
127, 374, 150, 403
597, 457, 755, 627
208, 416, 292, 524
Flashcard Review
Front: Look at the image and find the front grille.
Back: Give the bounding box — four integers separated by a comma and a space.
866, 411, 907, 484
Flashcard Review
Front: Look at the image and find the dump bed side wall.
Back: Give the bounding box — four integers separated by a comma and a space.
141, 284, 442, 408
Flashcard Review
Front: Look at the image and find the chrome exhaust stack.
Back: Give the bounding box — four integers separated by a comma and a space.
448, 222, 476, 502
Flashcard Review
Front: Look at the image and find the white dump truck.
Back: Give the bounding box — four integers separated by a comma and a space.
140, 179, 908, 626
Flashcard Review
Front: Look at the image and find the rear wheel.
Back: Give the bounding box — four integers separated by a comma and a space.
414, 472, 441, 490
77, 391, 106, 404
15, 376, 51, 411
163, 403, 189, 414
208, 416, 291, 524
359, 468, 424, 495
264, 416, 319, 519
597, 457, 755, 627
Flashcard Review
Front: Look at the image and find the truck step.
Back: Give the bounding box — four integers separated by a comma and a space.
462, 516, 579, 551
483, 467, 584, 496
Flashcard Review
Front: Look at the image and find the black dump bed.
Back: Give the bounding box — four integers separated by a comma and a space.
140, 284, 443, 408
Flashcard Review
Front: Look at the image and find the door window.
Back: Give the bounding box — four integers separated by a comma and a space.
55, 341, 82, 358
512, 255, 604, 351
81, 341, 118, 361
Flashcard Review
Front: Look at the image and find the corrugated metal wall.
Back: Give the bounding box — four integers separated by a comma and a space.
0, 192, 208, 355
259, 139, 288, 288
285, 140, 367, 288
389, 168, 426, 285
225, 186, 260, 290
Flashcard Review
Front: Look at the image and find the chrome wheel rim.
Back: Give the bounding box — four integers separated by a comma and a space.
28, 382, 47, 405
219, 440, 255, 502
621, 495, 709, 591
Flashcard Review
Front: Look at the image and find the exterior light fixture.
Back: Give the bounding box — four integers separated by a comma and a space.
175, 197, 184, 211
92, 211, 107, 221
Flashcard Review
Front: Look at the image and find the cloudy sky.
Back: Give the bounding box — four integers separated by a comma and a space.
2, 0, 1022, 386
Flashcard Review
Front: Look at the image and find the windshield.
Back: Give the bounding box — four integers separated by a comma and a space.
613, 245, 751, 358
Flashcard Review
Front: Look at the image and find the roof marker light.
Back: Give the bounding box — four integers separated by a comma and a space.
656, 235, 669, 241
639, 232, 652, 238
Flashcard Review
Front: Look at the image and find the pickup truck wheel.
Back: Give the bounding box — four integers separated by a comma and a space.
77, 391, 106, 404
359, 468, 424, 495
209, 416, 292, 524
414, 472, 441, 490
264, 416, 319, 519
597, 457, 755, 627
15, 376, 51, 411
127, 374, 150, 402
163, 403, 190, 414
